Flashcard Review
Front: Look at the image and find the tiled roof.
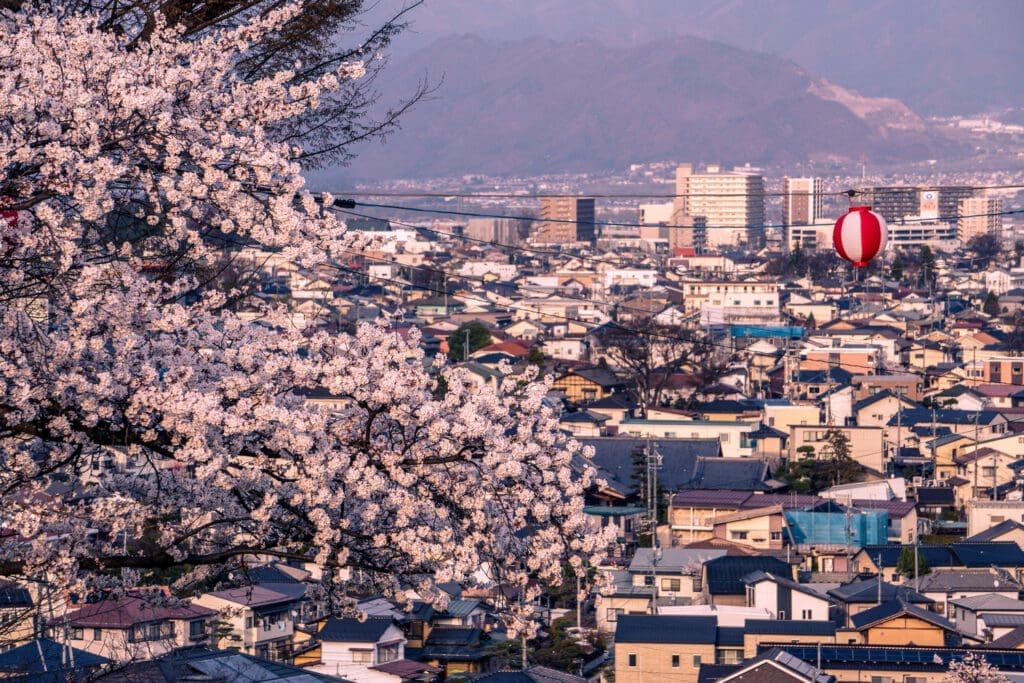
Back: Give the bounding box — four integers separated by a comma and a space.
744, 620, 837, 636
62, 596, 215, 628
851, 598, 956, 632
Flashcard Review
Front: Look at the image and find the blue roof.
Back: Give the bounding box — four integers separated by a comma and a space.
704, 556, 791, 595
318, 616, 396, 642
614, 615, 717, 644
745, 620, 837, 636
888, 408, 1001, 427
716, 626, 745, 646
0, 639, 109, 677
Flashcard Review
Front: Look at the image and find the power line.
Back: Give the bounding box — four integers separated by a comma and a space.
326, 183, 1024, 201
348, 200, 1024, 233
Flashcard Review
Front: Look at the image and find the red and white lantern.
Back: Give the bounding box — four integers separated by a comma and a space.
833, 206, 887, 268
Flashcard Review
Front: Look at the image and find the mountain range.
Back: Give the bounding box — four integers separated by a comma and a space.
330, 33, 959, 182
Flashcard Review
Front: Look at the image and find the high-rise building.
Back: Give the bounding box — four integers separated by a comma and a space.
861, 187, 919, 223
958, 195, 1003, 242
782, 177, 824, 226
937, 186, 978, 226
673, 163, 765, 249
532, 197, 595, 244
465, 217, 524, 246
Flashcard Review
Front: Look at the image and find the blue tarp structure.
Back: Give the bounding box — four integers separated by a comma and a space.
785, 508, 888, 547
730, 325, 805, 339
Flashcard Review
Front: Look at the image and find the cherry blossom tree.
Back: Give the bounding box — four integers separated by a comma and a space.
943, 653, 1010, 683
0, 3, 608, 634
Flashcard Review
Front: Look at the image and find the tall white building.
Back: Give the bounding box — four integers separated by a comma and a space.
673, 163, 766, 250
958, 195, 1004, 242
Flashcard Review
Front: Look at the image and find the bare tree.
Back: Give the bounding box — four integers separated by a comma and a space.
594, 319, 725, 416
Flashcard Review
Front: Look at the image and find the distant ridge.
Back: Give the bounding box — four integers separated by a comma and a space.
341, 34, 959, 181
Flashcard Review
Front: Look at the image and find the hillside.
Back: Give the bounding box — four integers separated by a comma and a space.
390, 0, 1024, 116
336, 34, 958, 181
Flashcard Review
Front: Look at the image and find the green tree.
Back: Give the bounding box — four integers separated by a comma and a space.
447, 322, 493, 361
819, 428, 863, 488
528, 347, 546, 365
919, 245, 937, 287
984, 291, 1001, 317
890, 252, 904, 281
530, 617, 592, 673
896, 546, 931, 578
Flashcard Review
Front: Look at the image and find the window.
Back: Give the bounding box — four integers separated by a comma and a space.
730, 531, 748, 540
628, 653, 637, 668
661, 578, 681, 592
189, 620, 206, 640
92, 628, 102, 640
245, 615, 254, 629
378, 643, 401, 664
802, 609, 813, 619
643, 575, 655, 586
778, 611, 786, 620
720, 433, 730, 443
692, 576, 703, 592
693, 655, 702, 667
770, 531, 782, 541
608, 608, 624, 622
352, 650, 373, 664
672, 654, 680, 667
69, 628, 84, 640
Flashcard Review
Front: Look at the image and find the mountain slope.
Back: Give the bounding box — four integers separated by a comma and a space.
335, 34, 953, 181
390, 0, 1024, 115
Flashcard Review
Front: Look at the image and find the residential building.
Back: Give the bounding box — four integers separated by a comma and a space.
194, 585, 298, 661
959, 195, 1004, 242
782, 177, 824, 227
53, 595, 216, 663
674, 163, 766, 249
532, 197, 595, 244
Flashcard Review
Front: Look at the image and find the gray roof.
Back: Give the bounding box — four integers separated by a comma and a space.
851, 598, 956, 632
578, 437, 720, 493
742, 570, 831, 600
918, 570, 1021, 594
628, 548, 727, 574
965, 519, 1024, 543
744, 620, 837, 636
950, 594, 1024, 612
827, 577, 933, 605
981, 613, 1024, 628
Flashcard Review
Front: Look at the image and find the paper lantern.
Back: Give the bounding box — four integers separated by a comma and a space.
833, 206, 887, 268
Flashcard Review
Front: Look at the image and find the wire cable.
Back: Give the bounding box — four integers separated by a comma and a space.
348, 200, 1024, 233
326, 183, 1024, 201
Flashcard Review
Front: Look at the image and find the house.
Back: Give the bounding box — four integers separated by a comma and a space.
298, 616, 415, 682
194, 585, 299, 661
713, 647, 836, 683
741, 621, 838, 660
917, 569, 1023, 620
0, 582, 33, 651
613, 615, 718, 683
787, 425, 885, 474
408, 626, 496, 679
557, 410, 610, 437
551, 368, 627, 403
702, 556, 792, 606
826, 577, 933, 628
849, 598, 960, 646
594, 548, 728, 633
852, 542, 1024, 584
951, 594, 1024, 639
742, 571, 832, 621
964, 519, 1024, 546
53, 594, 216, 663
852, 390, 920, 428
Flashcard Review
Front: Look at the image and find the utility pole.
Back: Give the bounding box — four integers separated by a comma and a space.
973, 411, 980, 500
464, 328, 470, 362
646, 441, 663, 612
